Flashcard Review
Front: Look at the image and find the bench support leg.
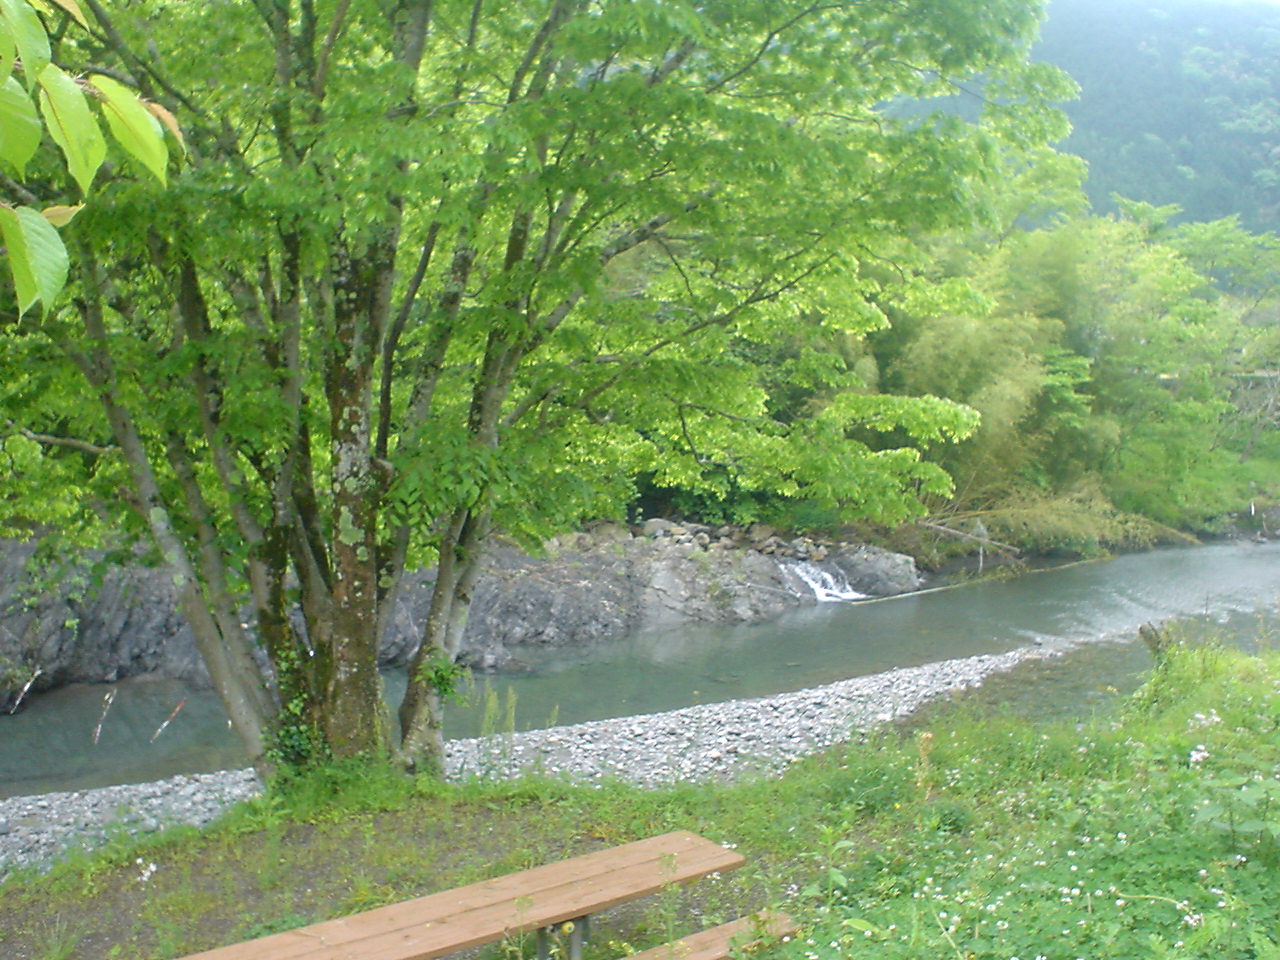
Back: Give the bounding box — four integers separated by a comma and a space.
568, 916, 590, 960
535, 916, 591, 960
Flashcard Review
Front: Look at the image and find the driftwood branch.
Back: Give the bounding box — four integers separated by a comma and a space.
916, 519, 1021, 555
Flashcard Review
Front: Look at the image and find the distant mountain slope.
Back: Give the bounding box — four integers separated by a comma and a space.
1036, 0, 1280, 229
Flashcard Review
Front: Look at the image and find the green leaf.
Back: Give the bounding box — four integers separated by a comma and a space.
15, 203, 65, 308
1194, 802, 1225, 822
0, 203, 67, 313
0, 0, 49, 88
0, 74, 38, 173
89, 73, 167, 184
0, 203, 37, 312
0, 28, 15, 80
45, 0, 88, 29
36, 61, 104, 195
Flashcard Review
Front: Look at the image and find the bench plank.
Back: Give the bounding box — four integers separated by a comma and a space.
178, 831, 744, 960
624, 911, 798, 960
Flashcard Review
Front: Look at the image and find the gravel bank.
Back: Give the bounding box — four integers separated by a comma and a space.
0, 644, 1058, 879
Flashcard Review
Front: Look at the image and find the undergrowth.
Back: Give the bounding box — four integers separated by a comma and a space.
789, 642, 1280, 960
3, 643, 1279, 960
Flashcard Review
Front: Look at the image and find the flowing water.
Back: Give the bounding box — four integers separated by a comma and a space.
3, 541, 1279, 798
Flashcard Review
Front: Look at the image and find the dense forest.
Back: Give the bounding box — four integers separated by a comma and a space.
0, 0, 1278, 766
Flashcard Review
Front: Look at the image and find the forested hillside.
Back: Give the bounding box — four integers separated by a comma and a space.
1036, 0, 1280, 230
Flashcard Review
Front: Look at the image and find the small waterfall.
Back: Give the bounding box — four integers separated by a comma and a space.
785, 560, 868, 602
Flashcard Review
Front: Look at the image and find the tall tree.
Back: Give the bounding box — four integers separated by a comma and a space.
0, 0, 1070, 772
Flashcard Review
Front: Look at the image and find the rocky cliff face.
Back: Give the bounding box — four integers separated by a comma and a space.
0, 524, 922, 707
0, 541, 207, 711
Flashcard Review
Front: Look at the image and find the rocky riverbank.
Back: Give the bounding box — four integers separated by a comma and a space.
1, 524, 920, 706
0, 642, 1058, 880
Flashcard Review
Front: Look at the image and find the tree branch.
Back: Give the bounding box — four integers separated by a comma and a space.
507, 0, 575, 104
706, 3, 843, 94
378, 219, 443, 458
1, 173, 42, 207
312, 0, 352, 99
79, 0, 207, 118
648, 37, 696, 87
4, 420, 116, 457
535, 186, 720, 338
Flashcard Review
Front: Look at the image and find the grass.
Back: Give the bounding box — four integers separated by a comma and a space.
3, 642, 1280, 960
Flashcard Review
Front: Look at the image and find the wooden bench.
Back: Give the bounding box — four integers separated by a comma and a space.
623, 911, 797, 960
177, 830, 796, 960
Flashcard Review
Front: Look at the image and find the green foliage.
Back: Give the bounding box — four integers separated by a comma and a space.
36, 61, 105, 196
947, 484, 1189, 557
0, 75, 43, 172
1196, 773, 1280, 846
89, 73, 168, 186
26, 916, 84, 960
870, 203, 1280, 550
246, 755, 418, 826
414, 654, 470, 703
262, 639, 329, 770
0, 0, 172, 313
0, 203, 65, 313
265, 706, 328, 772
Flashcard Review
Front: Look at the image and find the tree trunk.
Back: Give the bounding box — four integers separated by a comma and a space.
320, 256, 392, 758
398, 508, 488, 771
70, 252, 276, 764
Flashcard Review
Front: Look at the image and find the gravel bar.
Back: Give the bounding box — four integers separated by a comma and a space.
0, 644, 1058, 879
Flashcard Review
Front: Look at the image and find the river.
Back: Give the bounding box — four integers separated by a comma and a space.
3, 540, 1279, 798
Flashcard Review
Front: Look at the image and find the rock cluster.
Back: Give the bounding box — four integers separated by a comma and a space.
637, 519, 832, 559
0, 770, 261, 878
0, 540, 207, 706
0, 643, 1058, 879
445, 646, 1050, 785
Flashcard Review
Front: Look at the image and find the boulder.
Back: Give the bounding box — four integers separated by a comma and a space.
587, 522, 633, 543
827, 544, 922, 596
638, 538, 803, 628
641, 518, 677, 537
